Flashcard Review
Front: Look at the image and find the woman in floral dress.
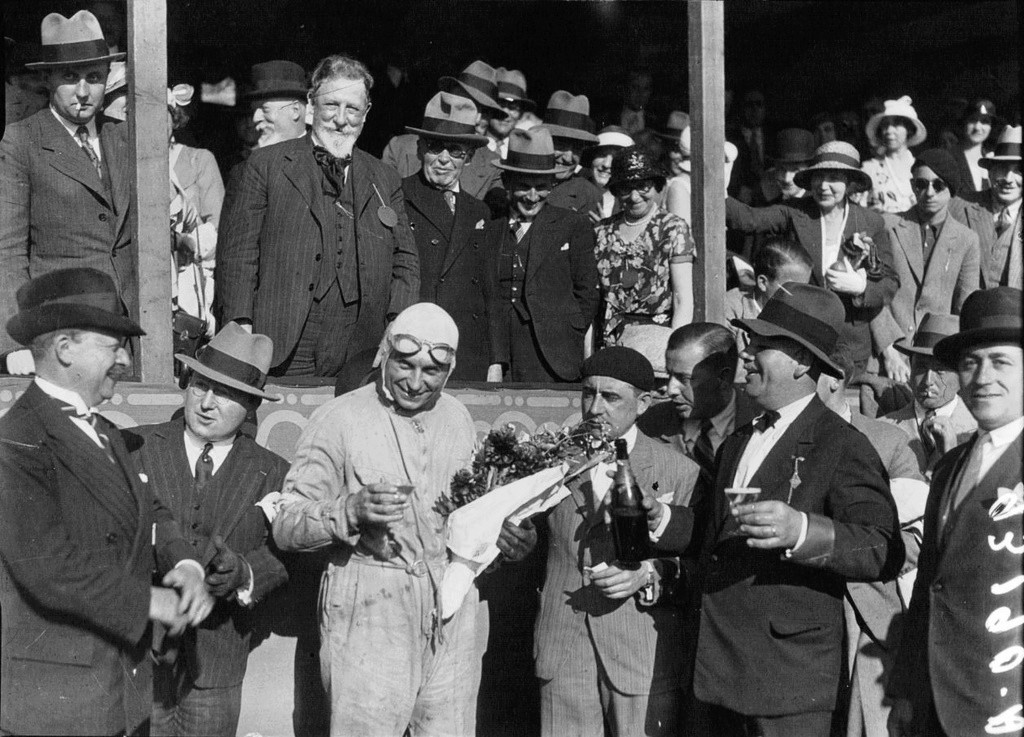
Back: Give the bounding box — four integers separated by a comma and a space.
594, 146, 695, 347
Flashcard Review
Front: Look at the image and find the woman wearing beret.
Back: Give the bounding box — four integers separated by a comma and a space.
857, 96, 928, 214
594, 146, 695, 347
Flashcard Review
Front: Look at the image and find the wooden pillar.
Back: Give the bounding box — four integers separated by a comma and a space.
128, 0, 173, 383
687, 0, 727, 324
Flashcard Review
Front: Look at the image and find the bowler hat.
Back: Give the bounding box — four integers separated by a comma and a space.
543, 91, 598, 144
25, 11, 124, 69
771, 128, 815, 165
865, 95, 928, 149
439, 61, 509, 120
492, 128, 570, 175
793, 141, 873, 193
732, 282, 846, 377
979, 125, 1021, 168
405, 91, 488, 145
6, 268, 144, 345
243, 60, 308, 101
176, 322, 279, 401
607, 146, 666, 191
933, 287, 1023, 368
495, 68, 535, 112
893, 313, 960, 357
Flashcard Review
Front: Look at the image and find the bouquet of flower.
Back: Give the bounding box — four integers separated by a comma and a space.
830, 231, 878, 272
438, 420, 613, 619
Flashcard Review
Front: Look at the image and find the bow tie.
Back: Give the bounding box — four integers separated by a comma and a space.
753, 410, 781, 433
312, 146, 352, 191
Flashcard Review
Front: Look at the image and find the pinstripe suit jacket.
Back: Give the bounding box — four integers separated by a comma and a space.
125, 418, 289, 688
0, 109, 134, 355
870, 209, 980, 353
216, 138, 420, 368
534, 432, 700, 695
0, 383, 196, 735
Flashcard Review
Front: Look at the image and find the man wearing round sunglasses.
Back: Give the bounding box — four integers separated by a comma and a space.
401, 92, 494, 380
871, 148, 981, 385
273, 303, 499, 735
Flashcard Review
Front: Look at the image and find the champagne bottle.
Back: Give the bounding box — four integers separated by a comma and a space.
610, 438, 651, 564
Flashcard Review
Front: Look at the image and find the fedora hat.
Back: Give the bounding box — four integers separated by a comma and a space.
866, 95, 928, 149
933, 287, 1022, 368
25, 11, 124, 69
243, 60, 308, 101
793, 141, 873, 192
979, 125, 1021, 168
176, 322, 279, 401
492, 128, 569, 175
771, 128, 816, 165
893, 313, 961, 357
732, 282, 846, 377
543, 91, 598, 144
607, 146, 666, 191
405, 91, 488, 145
6, 267, 144, 346
495, 67, 535, 112
439, 61, 509, 120
581, 125, 635, 166
656, 111, 690, 142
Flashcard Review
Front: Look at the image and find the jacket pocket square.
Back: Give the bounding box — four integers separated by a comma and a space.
475, 219, 485, 230
139, 473, 148, 483
560, 243, 570, 251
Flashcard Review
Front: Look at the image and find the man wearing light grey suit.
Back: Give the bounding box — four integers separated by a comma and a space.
534, 347, 701, 737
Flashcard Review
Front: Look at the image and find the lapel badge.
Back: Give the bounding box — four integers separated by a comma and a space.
786, 455, 805, 505
475, 219, 485, 230
138, 472, 148, 483
560, 242, 570, 252
371, 183, 399, 228
989, 482, 1024, 522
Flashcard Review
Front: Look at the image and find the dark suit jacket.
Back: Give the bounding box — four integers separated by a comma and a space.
547, 175, 604, 217
952, 148, 987, 195
485, 203, 601, 380
0, 110, 134, 355
401, 173, 492, 380
0, 383, 195, 735
726, 196, 898, 364
125, 419, 289, 689
888, 429, 1023, 736
870, 209, 980, 353
216, 138, 420, 368
658, 396, 903, 716
381, 133, 502, 200
535, 432, 700, 694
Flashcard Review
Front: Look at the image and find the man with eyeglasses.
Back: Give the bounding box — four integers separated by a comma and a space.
950, 125, 1023, 290
401, 92, 494, 380
218, 53, 419, 379
244, 60, 309, 149
273, 302, 494, 736
871, 148, 981, 384
124, 322, 289, 737
484, 128, 601, 383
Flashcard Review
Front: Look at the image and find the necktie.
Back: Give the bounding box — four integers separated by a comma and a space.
194, 443, 214, 487
443, 190, 456, 214
76, 126, 102, 179
942, 434, 989, 532
996, 207, 1012, 236
691, 418, 716, 471
62, 405, 115, 463
510, 217, 529, 244
919, 409, 937, 455
312, 145, 351, 194
753, 410, 780, 434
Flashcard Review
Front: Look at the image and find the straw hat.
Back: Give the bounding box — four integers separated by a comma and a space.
581, 126, 634, 166
492, 128, 570, 175
542, 91, 598, 144
793, 141, 873, 192
25, 11, 124, 69
865, 95, 928, 149
439, 60, 508, 120
405, 91, 488, 145
978, 125, 1021, 168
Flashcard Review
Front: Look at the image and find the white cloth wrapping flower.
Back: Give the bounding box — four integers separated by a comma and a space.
440, 464, 570, 619
889, 476, 929, 605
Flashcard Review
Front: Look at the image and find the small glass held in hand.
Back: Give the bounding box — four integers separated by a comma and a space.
725, 487, 761, 508
383, 484, 415, 560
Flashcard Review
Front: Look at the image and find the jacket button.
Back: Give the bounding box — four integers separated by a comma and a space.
106, 532, 118, 544
308, 284, 314, 291
439, 278, 445, 284
710, 554, 719, 562
315, 253, 322, 261
191, 523, 199, 530
431, 238, 439, 245
932, 582, 943, 592
98, 213, 108, 222
471, 278, 479, 285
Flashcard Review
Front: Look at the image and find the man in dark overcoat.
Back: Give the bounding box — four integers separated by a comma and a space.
217, 53, 419, 378
887, 287, 1023, 737
125, 322, 290, 737
649, 283, 903, 736
483, 127, 600, 383
0, 268, 213, 736
401, 92, 493, 380
0, 11, 134, 369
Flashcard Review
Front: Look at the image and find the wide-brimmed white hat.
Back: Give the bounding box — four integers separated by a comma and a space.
866, 95, 927, 149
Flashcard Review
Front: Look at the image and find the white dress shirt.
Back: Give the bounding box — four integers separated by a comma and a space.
732, 393, 815, 488
51, 107, 102, 161
34, 376, 106, 449
975, 417, 1024, 483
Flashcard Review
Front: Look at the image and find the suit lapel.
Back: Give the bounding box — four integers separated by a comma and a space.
893, 216, 924, 284
749, 399, 824, 504
792, 205, 824, 276
715, 427, 755, 527
100, 121, 131, 241
282, 147, 327, 231
441, 190, 476, 276
39, 112, 109, 204
922, 216, 958, 286
207, 438, 267, 542
525, 205, 558, 284
406, 174, 452, 240
352, 148, 376, 219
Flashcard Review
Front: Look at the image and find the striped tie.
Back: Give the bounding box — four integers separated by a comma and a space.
76, 126, 103, 179
62, 405, 115, 463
